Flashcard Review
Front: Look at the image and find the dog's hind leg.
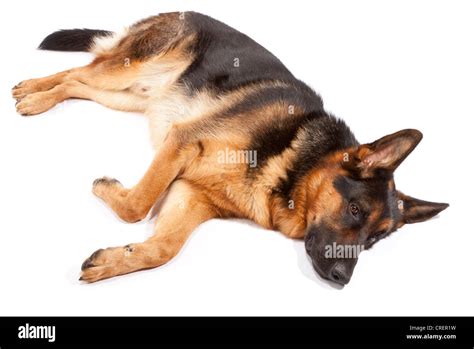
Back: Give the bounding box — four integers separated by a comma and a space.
14, 12, 194, 115
80, 179, 217, 283
13, 59, 149, 115
12, 38, 147, 102
15, 80, 149, 115
13, 45, 192, 116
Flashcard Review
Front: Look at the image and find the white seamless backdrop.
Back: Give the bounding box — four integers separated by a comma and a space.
0, 0, 472, 316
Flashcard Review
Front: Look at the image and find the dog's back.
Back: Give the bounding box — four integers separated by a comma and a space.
178, 12, 295, 91
39, 12, 325, 149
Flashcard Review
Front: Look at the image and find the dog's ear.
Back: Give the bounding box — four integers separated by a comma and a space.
397, 192, 449, 224
352, 129, 423, 177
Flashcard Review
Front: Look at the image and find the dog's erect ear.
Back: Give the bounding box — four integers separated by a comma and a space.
398, 192, 449, 224
353, 129, 423, 177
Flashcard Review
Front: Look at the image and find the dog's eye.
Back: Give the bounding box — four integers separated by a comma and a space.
349, 203, 360, 216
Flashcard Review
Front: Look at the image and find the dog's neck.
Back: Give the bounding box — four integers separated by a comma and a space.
269, 111, 358, 237
270, 177, 308, 238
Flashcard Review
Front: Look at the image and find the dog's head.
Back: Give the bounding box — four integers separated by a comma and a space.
304, 129, 448, 286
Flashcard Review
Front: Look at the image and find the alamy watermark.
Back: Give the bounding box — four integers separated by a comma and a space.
217, 147, 257, 168
18, 323, 55, 342
325, 242, 364, 259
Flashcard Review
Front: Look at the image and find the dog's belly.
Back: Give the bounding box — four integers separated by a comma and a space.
146, 87, 214, 149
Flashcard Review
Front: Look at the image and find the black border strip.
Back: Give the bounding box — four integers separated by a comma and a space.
0, 317, 472, 347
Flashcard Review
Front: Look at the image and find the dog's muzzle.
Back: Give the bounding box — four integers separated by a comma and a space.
305, 225, 359, 286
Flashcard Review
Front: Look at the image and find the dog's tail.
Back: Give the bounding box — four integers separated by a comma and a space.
38, 29, 113, 52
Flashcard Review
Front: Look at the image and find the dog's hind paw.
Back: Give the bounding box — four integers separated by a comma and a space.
12, 81, 28, 101
15, 90, 59, 116
12, 79, 41, 101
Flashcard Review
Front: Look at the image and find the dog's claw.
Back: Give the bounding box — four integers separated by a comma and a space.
93, 177, 121, 187
12, 82, 22, 90
92, 177, 123, 198
81, 249, 103, 271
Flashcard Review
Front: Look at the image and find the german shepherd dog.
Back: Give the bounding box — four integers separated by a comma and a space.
12, 12, 448, 285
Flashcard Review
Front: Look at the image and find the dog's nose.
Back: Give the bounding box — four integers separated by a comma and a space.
328, 262, 352, 285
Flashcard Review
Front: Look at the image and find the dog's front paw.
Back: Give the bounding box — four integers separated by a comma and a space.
80, 248, 113, 283
92, 176, 123, 198
80, 245, 135, 283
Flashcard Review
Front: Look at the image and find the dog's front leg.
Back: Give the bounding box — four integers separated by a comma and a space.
92, 125, 200, 223
81, 179, 217, 282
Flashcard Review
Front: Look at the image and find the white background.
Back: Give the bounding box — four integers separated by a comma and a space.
0, 0, 472, 316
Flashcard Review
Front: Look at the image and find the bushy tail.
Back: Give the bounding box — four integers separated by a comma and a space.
38, 29, 112, 52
